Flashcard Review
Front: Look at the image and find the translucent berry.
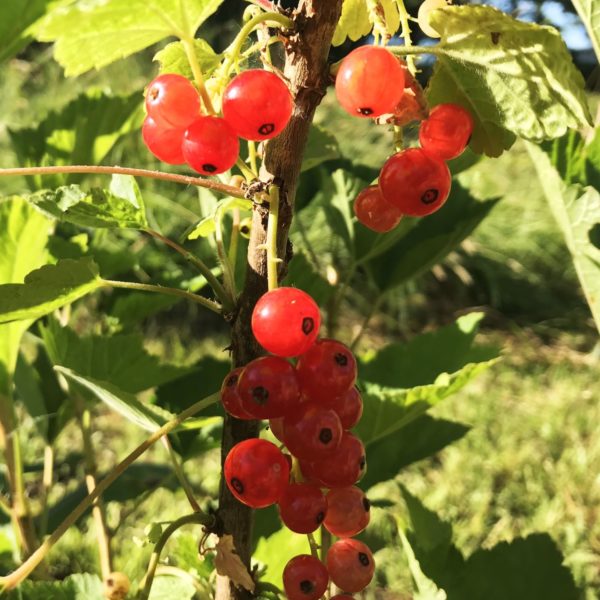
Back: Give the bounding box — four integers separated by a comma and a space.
145, 74, 200, 129
283, 405, 343, 460
224, 439, 290, 508
141, 117, 185, 165
237, 356, 300, 419
354, 185, 403, 233
222, 69, 294, 141
269, 417, 286, 442
303, 431, 366, 488
283, 555, 329, 600
324, 486, 370, 537
278, 483, 327, 534
182, 116, 239, 175
220, 368, 254, 420
296, 339, 357, 404
252, 287, 321, 357
419, 103, 474, 161
326, 539, 375, 593
330, 387, 363, 430
379, 148, 451, 217
418, 0, 451, 38
335, 46, 405, 118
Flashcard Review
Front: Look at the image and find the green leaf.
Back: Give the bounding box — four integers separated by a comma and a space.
187, 197, 252, 240
283, 253, 335, 307
154, 39, 221, 80
526, 142, 600, 332
301, 125, 341, 172
29, 178, 148, 230
148, 576, 196, 600
426, 5, 592, 157
332, 0, 400, 45
0, 258, 101, 325
0, 198, 52, 395
570, 0, 600, 60
37, 0, 224, 76
6, 573, 104, 599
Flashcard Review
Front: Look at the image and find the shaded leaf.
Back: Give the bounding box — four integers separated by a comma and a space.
301, 125, 341, 172
283, 253, 335, 307
5, 573, 104, 599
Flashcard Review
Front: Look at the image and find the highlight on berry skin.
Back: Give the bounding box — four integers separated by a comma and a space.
419, 103, 474, 161
354, 185, 403, 233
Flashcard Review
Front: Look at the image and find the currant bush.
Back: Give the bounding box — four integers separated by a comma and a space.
283, 555, 329, 600
220, 368, 254, 420
326, 539, 375, 593
323, 486, 370, 537
278, 483, 328, 534
354, 185, 403, 233
330, 386, 363, 430
419, 103, 474, 160
141, 117, 185, 165
145, 73, 200, 129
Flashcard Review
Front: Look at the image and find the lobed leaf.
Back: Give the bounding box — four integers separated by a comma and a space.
154, 39, 221, 80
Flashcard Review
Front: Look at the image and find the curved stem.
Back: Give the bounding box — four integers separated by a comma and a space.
182, 36, 216, 115
215, 208, 237, 301
139, 512, 215, 600
0, 393, 219, 592
396, 0, 417, 74
162, 437, 201, 513
0, 166, 247, 199
265, 184, 281, 291
307, 532, 320, 559
102, 280, 222, 314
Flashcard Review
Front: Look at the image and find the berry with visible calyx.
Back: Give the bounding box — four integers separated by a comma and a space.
252, 287, 321, 357
222, 69, 294, 141
379, 148, 451, 217
220, 368, 254, 420
283, 405, 343, 460
182, 116, 239, 175
324, 486, 370, 537
354, 185, 403, 233
145, 74, 200, 129
141, 117, 185, 165
419, 103, 474, 161
296, 339, 357, 404
326, 539, 375, 593
283, 555, 329, 600
418, 0, 451, 38
278, 483, 327, 534
331, 387, 363, 430
224, 439, 290, 508
302, 431, 366, 488
237, 356, 300, 419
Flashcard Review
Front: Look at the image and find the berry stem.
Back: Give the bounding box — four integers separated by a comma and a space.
0, 393, 220, 592
236, 158, 258, 181
266, 183, 281, 291
307, 532, 320, 559
215, 205, 238, 301
395, 0, 417, 74
0, 165, 248, 198
319, 525, 332, 562
248, 141, 259, 175
38, 444, 54, 538
182, 35, 216, 115
161, 437, 202, 513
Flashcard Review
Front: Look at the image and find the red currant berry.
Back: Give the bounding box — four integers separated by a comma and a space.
222, 69, 294, 141
379, 148, 451, 217
283, 555, 329, 600
324, 486, 370, 537
220, 368, 254, 420
296, 339, 357, 404
419, 103, 474, 161
269, 417, 285, 442
330, 387, 363, 430
182, 116, 239, 175
237, 356, 300, 419
326, 539, 374, 593
283, 405, 343, 460
224, 439, 289, 508
306, 431, 366, 488
335, 46, 405, 118
145, 74, 200, 129
252, 287, 321, 357
278, 483, 327, 534
354, 185, 403, 233
141, 117, 185, 165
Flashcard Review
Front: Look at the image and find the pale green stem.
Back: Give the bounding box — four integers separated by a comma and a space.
228, 208, 241, 267
161, 437, 201, 513
236, 158, 258, 181
248, 141, 259, 175
396, 0, 417, 73
307, 532, 320, 559
214, 208, 237, 300
266, 185, 281, 291
38, 444, 54, 538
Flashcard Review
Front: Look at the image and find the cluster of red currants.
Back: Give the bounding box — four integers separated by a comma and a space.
220, 287, 374, 598
142, 70, 293, 174
334, 45, 473, 233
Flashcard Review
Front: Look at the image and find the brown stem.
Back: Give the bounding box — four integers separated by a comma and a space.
215, 3, 344, 599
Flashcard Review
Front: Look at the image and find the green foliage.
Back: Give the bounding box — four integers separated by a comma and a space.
0, 258, 101, 325
155, 39, 221, 80
36, 0, 225, 76
301, 126, 342, 173
332, 0, 401, 45
427, 6, 592, 156
187, 197, 252, 240
148, 576, 196, 600
570, 0, 600, 59
254, 526, 307, 587
5, 573, 104, 599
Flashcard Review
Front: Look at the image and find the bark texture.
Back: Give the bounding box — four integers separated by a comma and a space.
216, 2, 344, 598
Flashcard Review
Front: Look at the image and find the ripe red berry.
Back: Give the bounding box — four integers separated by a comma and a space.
145, 74, 200, 129
302, 431, 366, 488
379, 148, 451, 217
220, 368, 254, 420
182, 116, 239, 175
354, 185, 403, 233
141, 117, 185, 165
224, 439, 290, 508
324, 486, 370, 537
278, 483, 327, 534
283, 555, 329, 600
327, 539, 375, 593
222, 69, 294, 141
283, 405, 343, 460
237, 356, 300, 419
419, 103, 474, 161
330, 387, 363, 430
335, 46, 405, 118
269, 417, 285, 442
252, 287, 321, 357
296, 339, 357, 404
